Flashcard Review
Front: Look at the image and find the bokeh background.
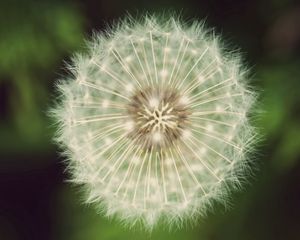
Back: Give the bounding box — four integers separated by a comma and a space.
1, 0, 300, 239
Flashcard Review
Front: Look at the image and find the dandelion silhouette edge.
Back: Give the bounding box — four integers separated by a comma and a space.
52, 15, 257, 229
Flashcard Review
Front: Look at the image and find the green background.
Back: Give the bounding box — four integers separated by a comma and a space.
0, 0, 300, 239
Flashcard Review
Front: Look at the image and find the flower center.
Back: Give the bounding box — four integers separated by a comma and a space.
126, 87, 191, 150
139, 102, 176, 134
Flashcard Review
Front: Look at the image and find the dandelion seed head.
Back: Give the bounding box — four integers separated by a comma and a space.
52, 15, 257, 230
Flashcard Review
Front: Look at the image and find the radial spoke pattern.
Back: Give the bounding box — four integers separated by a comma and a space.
53, 16, 256, 229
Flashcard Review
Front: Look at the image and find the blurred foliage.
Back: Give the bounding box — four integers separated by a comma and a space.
257, 61, 300, 173
0, 0, 84, 157
0, 0, 299, 240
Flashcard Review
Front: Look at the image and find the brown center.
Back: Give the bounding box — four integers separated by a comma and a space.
126, 87, 191, 150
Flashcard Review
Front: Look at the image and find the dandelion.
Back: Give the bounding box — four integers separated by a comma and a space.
52, 15, 257, 229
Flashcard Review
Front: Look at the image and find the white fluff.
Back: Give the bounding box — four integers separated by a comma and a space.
52, 15, 257, 230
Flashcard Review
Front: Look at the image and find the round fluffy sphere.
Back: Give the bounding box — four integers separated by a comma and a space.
53, 16, 256, 229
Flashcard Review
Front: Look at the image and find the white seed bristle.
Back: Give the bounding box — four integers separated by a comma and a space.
52, 15, 257, 230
